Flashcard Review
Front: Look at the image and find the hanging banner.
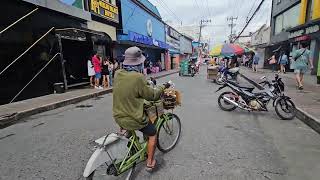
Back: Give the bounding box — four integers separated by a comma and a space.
89, 0, 119, 23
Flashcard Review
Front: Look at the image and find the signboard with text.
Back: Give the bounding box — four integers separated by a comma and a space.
289, 25, 320, 39
89, 0, 119, 23
165, 26, 180, 50
128, 31, 168, 49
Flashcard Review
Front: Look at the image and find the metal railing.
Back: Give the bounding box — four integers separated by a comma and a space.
0, 7, 39, 35
10, 53, 61, 103
0, 27, 55, 76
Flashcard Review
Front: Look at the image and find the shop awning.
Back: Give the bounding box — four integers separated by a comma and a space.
55, 27, 112, 43
169, 48, 180, 54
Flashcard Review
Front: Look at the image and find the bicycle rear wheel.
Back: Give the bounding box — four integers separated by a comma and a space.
86, 138, 136, 180
157, 113, 181, 153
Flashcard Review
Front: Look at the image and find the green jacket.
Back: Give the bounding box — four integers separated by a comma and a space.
113, 69, 165, 130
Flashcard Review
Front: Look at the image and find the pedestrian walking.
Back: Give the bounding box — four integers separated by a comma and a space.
109, 60, 114, 87
92, 53, 103, 89
252, 52, 260, 72
292, 42, 314, 90
278, 50, 288, 73
102, 57, 110, 89
87, 58, 95, 87
267, 54, 277, 72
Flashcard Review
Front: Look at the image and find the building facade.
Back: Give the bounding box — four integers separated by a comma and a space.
165, 25, 181, 70
269, 0, 320, 78
116, 0, 168, 73
0, 0, 118, 104
251, 25, 271, 68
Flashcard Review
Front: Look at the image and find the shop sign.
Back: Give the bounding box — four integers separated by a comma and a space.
166, 26, 180, 50
289, 25, 320, 39
168, 27, 180, 40
89, 0, 119, 23
128, 31, 169, 49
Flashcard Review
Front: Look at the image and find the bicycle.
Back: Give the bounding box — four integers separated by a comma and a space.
83, 102, 181, 180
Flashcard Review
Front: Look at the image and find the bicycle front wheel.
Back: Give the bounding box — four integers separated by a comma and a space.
157, 113, 181, 153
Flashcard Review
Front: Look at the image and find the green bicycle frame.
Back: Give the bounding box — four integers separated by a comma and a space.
115, 113, 172, 175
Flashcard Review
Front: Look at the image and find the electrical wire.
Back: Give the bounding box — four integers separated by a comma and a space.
155, 0, 182, 23
233, 0, 266, 42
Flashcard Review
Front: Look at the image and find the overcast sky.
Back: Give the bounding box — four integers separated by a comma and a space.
148, 0, 272, 46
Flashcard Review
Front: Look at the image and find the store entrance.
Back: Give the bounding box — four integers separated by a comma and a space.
61, 39, 93, 87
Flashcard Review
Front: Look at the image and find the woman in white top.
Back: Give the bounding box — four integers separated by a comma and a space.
87, 59, 95, 87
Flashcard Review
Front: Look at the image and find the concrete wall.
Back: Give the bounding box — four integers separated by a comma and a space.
251, 26, 271, 46
22, 0, 91, 20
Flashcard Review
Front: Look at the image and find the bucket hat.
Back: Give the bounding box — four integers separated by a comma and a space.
123, 46, 146, 66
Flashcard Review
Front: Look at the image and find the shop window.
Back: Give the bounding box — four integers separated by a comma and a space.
274, 3, 300, 35
306, 0, 314, 21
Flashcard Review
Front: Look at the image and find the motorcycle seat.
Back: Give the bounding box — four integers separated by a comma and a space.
253, 89, 270, 96
228, 81, 255, 92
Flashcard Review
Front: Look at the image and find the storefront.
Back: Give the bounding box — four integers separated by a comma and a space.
84, 0, 119, 56
288, 19, 320, 80
165, 25, 181, 70
116, 0, 168, 73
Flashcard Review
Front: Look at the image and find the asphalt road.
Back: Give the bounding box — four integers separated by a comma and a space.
1, 67, 320, 180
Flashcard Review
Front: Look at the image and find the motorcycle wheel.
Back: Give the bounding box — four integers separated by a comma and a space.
218, 92, 237, 111
275, 98, 296, 120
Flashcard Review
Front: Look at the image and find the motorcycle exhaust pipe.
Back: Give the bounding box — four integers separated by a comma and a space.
223, 96, 250, 111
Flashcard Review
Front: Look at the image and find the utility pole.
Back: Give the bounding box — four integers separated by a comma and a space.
198, 19, 211, 43
227, 16, 238, 43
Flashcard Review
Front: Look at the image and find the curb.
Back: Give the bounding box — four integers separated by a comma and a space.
0, 70, 178, 129
241, 71, 320, 134
296, 108, 320, 134
0, 89, 113, 129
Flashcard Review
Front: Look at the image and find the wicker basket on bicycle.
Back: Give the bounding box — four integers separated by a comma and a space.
163, 89, 181, 110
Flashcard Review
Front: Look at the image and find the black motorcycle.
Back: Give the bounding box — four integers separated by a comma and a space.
216, 74, 296, 120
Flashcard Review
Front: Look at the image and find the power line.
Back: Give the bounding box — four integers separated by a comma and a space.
247, 0, 259, 22
154, 0, 182, 23
205, 0, 211, 17
233, 0, 266, 42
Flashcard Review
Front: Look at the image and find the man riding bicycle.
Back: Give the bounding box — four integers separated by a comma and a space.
113, 46, 170, 171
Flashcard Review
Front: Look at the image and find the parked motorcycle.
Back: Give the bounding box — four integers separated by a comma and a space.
216, 66, 240, 85
216, 74, 296, 120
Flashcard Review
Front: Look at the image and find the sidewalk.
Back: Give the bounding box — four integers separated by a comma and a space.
0, 69, 179, 128
240, 67, 320, 133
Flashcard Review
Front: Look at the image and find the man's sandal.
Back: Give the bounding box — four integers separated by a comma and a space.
146, 159, 157, 172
